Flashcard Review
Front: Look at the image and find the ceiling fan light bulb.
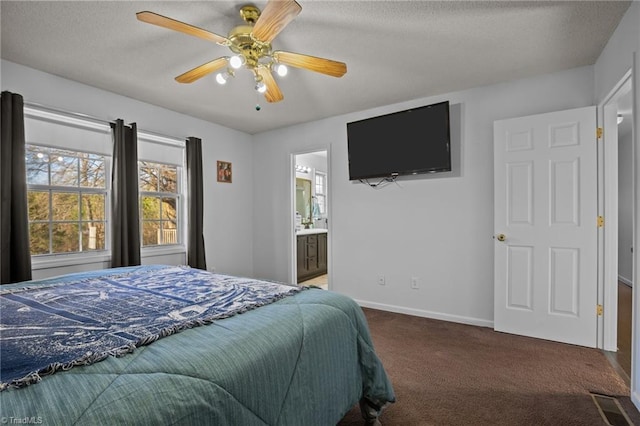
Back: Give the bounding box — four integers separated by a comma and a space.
229, 55, 244, 69
255, 81, 267, 93
216, 72, 228, 85
274, 63, 288, 77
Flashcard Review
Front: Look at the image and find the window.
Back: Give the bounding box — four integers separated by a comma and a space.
139, 161, 180, 246
26, 145, 108, 255
314, 172, 327, 215
23, 106, 186, 267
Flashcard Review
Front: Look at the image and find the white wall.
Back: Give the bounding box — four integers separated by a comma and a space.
619, 130, 634, 284
1, 60, 255, 278
252, 65, 595, 326
594, 1, 640, 104
297, 152, 327, 175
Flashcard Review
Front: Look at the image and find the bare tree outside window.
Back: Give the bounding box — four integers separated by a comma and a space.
25, 145, 107, 256
139, 161, 179, 246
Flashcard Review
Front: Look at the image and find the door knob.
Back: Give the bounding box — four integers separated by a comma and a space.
496, 234, 506, 242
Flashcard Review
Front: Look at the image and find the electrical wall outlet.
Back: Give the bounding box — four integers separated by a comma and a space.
377, 275, 386, 286
411, 277, 419, 289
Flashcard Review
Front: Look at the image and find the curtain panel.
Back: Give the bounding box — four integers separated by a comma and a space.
186, 137, 206, 270
0, 91, 32, 284
110, 119, 141, 267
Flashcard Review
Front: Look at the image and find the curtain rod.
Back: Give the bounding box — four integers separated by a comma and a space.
24, 101, 186, 145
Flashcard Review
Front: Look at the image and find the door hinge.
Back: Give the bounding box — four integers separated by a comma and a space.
597, 216, 604, 228
597, 127, 603, 139
597, 304, 603, 316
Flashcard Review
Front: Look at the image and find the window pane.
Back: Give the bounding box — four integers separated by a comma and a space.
142, 221, 160, 246
318, 196, 326, 215
160, 220, 178, 244
52, 192, 79, 221
28, 191, 50, 221
78, 154, 106, 188
141, 196, 160, 220
161, 197, 177, 220
81, 193, 105, 221
50, 155, 78, 187
159, 166, 177, 193
82, 222, 105, 251
26, 143, 111, 259
139, 159, 182, 248
25, 146, 49, 185
29, 223, 50, 255
139, 163, 158, 191
52, 223, 79, 253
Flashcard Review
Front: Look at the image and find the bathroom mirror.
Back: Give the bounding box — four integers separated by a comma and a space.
296, 178, 312, 225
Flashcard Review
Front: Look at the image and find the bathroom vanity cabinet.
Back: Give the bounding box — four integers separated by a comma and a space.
297, 231, 327, 283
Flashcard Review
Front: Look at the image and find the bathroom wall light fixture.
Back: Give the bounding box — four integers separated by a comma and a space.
617, 114, 624, 125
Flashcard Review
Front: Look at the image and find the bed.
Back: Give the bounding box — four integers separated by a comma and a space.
0, 265, 395, 425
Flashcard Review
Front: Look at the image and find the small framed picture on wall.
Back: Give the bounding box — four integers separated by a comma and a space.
217, 161, 232, 183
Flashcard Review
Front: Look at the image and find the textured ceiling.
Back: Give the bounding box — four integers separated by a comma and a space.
0, 1, 632, 134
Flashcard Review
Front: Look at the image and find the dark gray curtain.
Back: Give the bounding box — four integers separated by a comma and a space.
110, 119, 141, 267
0, 91, 32, 284
186, 137, 206, 270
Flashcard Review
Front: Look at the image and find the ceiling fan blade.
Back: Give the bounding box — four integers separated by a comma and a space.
252, 0, 302, 43
273, 51, 347, 77
136, 11, 229, 45
256, 67, 284, 103
175, 57, 229, 83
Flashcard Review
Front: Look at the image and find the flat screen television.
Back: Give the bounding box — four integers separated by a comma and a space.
346, 100, 451, 181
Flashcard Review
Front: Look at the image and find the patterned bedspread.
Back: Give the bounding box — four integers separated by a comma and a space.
0, 265, 302, 390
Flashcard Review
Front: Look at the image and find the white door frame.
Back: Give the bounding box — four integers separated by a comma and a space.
598, 69, 632, 352
630, 51, 640, 410
599, 56, 640, 412
288, 146, 332, 287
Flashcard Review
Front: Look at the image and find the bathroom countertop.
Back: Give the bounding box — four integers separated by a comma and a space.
296, 228, 328, 235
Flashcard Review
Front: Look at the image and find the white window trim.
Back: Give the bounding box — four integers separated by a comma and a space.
315, 171, 327, 215
137, 133, 188, 256
31, 252, 112, 270
26, 143, 111, 262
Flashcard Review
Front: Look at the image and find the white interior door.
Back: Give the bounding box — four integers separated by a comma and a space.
494, 106, 598, 347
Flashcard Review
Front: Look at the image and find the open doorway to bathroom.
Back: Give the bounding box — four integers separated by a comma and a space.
293, 150, 329, 289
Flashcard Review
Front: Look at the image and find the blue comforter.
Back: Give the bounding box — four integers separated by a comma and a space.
0, 266, 395, 425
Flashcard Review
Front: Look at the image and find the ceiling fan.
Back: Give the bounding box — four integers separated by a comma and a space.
136, 0, 347, 104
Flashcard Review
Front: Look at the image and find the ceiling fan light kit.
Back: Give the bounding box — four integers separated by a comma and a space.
136, 0, 347, 106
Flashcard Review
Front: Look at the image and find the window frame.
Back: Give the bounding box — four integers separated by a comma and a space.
137, 132, 187, 258
138, 160, 182, 248
23, 106, 114, 270
26, 144, 112, 266
314, 171, 327, 216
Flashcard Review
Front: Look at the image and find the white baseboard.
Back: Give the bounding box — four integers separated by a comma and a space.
632, 389, 640, 414
354, 299, 494, 329
619, 275, 633, 287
